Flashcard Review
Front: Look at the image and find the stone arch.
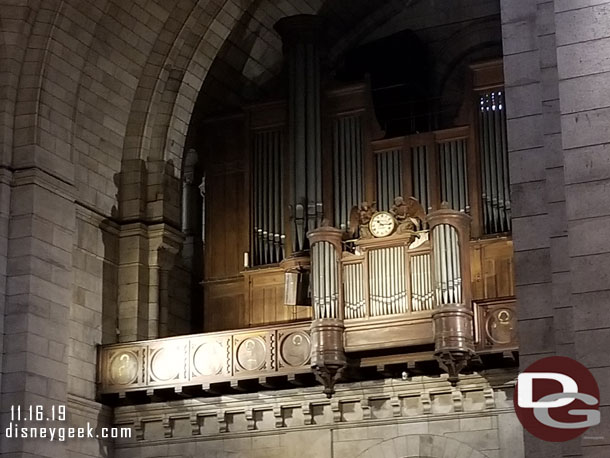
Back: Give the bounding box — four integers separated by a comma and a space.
355, 434, 489, 458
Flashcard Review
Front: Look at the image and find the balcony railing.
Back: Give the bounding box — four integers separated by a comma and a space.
98, 322, 311, 395
98, 228, 518, 397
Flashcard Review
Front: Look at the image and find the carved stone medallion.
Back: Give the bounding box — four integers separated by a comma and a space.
281, 331, 311, 367
193, 341, 224, 376
236, 337, 266, 371
109, 351, 138, 385
150, 347, 181, 381
486, 308, 516, 345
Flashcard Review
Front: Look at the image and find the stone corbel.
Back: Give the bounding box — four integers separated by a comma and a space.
331, 399, 341, 423
390, 395, 402, 417
217, 411, 227, 433
451, 388, 464, 412
420, 391, 432, 414
302, 402, 313, 425
360, 398, 372, 420
245, 409, 255, 431
162, 417, 172, 438
273, 405, 284, 428
190, 414, 200, 436
484, 387, 496, 409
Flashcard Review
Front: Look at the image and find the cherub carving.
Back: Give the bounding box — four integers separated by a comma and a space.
390, 196, 426, 232
348, 201, 377, 239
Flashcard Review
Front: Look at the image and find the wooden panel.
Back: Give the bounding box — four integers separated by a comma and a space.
470, 238, 514, 301
247, 267, 312, 326
201, 116, 248, 281
203, 278, 246, 332
470, 59, 504, 91
344, 314, 434, 352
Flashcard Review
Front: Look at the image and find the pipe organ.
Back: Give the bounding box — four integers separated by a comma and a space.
428, 206, 475, 385
333, 115, 365, 230
311, 240, 340, 319
432, 224, 463, 305
375, 148, 402, 211
275, 15, 325, 252
368, 246, 409, 316
410, 252, 434, 311
479, 90, 511, 234
252, 129, 285, 266
308, 226, 346, 397
177, 56, 518, 397
410, 144, 430, 213
438, 139, 469, 213
343, 261, 365, 319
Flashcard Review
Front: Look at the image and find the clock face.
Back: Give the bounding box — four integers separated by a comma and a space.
369, 212, 396, 237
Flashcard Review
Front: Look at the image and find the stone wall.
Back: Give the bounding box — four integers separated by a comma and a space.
500, 0, 610, 456
113, 373, 523, 458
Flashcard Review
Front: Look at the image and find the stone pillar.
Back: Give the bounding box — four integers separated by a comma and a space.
181, 148, 199, 265
117, 223, 182, 342
117, 156, 184, 341
554, 2, 610, 455
0, 169, 75, 457
275, 15, 325, 253
0, 167, 10, 394
500, 0, 610, 455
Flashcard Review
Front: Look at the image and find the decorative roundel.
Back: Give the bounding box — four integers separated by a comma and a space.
193, 341, 224, 376
486, 307, 516, 345
280, 331, 311, 367
150, 347, 181, 382
236, 337, 266, 371
109, 351, 138, 385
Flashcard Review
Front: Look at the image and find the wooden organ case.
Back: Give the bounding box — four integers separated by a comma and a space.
97, 60, 518, 398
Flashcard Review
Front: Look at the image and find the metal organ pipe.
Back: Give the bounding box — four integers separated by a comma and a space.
252, 130, 285, 266
344, 263, 365, 320
479, 91, 511, 234
307, 226, 346, 397
368, 247, 408, 316
439, 140, 469, 214
375, 149, 402, 211
333, 116, 364, 229
275, 15, 324, 252
428, 207, 474, 386
410, 254, 433, 312
411, 145, 430, 222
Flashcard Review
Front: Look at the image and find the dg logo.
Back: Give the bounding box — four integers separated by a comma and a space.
514, 356, 601, 442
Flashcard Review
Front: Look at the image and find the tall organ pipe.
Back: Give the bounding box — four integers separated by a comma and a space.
334, 116, 364, 229
275, 15, 325, 252
307, 226, 346, 397
428, 206, 474, 386
479, 91, 511, 233
252, 130, 285, 265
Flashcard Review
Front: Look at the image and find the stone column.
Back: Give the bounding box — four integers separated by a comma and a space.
554, 1, 610, 454
0, 168, 75, 457
116, 157, 184, 341
275, 15, 325, 253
